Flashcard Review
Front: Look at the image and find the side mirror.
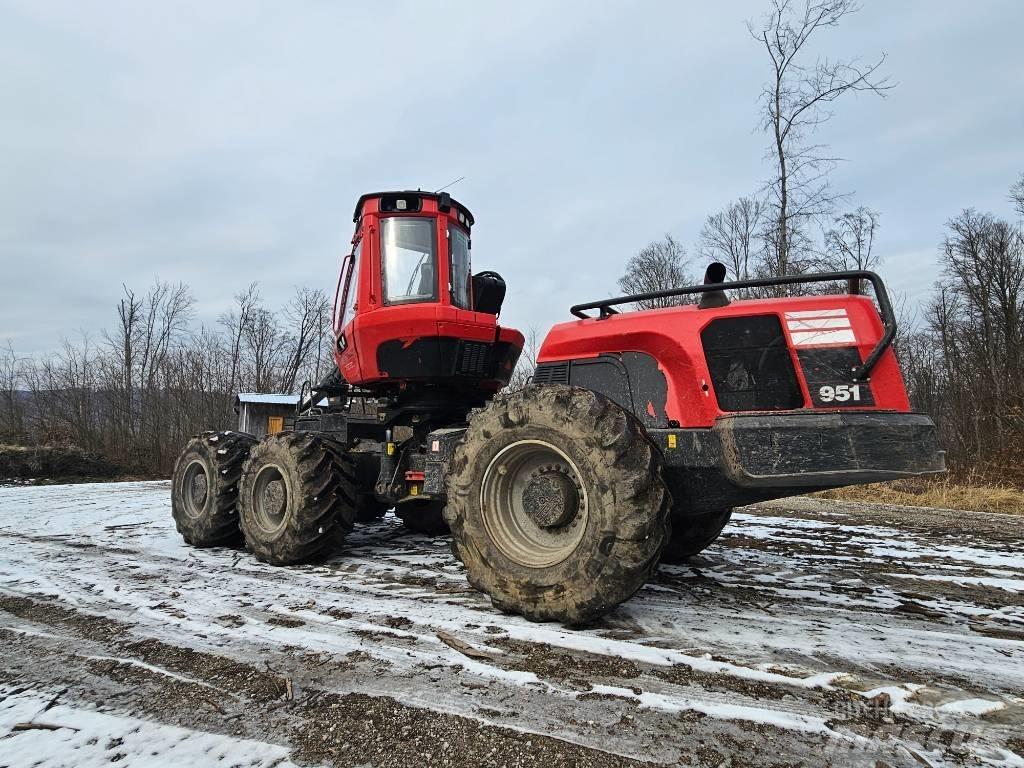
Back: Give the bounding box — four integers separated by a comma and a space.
471, 271, 506, 315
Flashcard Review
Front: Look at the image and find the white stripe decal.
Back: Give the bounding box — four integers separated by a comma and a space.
785, 318, 852, 330
785, 309, 849, 319
790, 329, 857, 346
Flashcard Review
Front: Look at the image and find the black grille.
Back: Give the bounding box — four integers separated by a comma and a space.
701, 315, 803, 411
533, 361, 570, 385
455, 341, 490, 377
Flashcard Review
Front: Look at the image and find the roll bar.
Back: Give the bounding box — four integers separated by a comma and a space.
569, 270, 896, 382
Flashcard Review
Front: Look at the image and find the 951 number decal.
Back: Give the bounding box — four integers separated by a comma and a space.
797, 348, 876, 407
818, 384, 862, 403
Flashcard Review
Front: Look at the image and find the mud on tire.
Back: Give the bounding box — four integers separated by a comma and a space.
660, 508, 732, 564
171, 431, 256, 547
396, 500, 449, 535
445, 385, 671, 625
238, 432, 357, 565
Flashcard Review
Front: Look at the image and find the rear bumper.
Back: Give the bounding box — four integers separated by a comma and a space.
651, 411, 945, 512
713, 411, 945, 488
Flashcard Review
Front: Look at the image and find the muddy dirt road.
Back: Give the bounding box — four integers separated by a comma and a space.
1, 481, 1021, 766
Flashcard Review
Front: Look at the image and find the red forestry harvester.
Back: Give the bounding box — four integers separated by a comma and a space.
172, 191, 945, 624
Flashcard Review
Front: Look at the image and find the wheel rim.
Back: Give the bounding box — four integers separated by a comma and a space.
251, 463, 290, 535
180, 459, 210, 519
480, 440, 588, 568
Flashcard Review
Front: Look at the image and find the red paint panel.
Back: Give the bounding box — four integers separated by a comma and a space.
538, 295, 911, 428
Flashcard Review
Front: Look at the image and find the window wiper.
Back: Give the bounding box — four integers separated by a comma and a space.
405, 252, 429, 295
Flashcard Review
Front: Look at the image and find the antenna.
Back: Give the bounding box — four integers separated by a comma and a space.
433, 176, 465, 194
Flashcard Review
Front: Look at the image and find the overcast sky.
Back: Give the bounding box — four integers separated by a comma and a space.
2, 1, 1023, 355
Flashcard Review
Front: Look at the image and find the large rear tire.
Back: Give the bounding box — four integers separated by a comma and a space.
171, 431, 256, 547
238, 432, 356, 565
660, 508, 732, 564
396, 500, 449, 535
445, 385, 670, 625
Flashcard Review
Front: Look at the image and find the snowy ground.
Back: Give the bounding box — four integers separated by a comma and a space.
0, 481, 1022, 767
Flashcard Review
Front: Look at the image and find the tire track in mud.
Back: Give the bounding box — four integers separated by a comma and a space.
0, 596, 654, 768
0, 594, 960, 767
1, 481, 1022, 766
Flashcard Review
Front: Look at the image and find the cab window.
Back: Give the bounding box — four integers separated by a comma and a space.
381, 217, 437, 304
449, 225, 472, 309
340, 241, 361, 327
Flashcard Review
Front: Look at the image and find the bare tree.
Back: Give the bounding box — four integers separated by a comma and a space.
280, 286, 330, 393
0, 341, 26, 442
137, 281, 193, 390
751, 0, 891, 278
108, 285, 141, 445
823, 206, 881, 271
243, 306, 288, 393
96, 281, 193, 467
616, 234, 693, 309
219, 283, 260, 397
1011, 172, 1024, 220
506, 326, 542, 392
698, 197, 768, 287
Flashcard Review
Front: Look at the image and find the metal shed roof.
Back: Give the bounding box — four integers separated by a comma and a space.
236, 393, 299, 405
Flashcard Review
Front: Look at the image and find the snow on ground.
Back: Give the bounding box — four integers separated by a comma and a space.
0, 684, 296, 768
0, 481, 1022, 766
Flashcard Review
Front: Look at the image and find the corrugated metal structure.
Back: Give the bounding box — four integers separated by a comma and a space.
235, 393, 298, 439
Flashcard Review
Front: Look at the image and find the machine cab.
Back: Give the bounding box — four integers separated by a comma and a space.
332, 191, 523, 391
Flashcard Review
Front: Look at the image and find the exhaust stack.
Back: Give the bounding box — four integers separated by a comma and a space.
698, 262, 730, 309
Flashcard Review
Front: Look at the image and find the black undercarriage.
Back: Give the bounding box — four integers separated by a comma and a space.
289, 370, 946, 520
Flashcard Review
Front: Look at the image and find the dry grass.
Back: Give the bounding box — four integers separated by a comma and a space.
815, 477, 1024, 515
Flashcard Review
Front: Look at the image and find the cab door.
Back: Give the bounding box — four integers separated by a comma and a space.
333, 241, 364, 382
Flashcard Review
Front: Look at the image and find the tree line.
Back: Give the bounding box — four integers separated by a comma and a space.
907, 184, 1024, 484
0, 284, 334, 476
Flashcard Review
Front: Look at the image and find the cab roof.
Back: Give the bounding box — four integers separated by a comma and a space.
352, 190, 475, 226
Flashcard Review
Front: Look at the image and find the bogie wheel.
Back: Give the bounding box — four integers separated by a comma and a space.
238, 432, 356, 565
445, 385, 671, 625
396, 500, 449, 535
171, 431, 256, 547
660, 509, 733, 564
